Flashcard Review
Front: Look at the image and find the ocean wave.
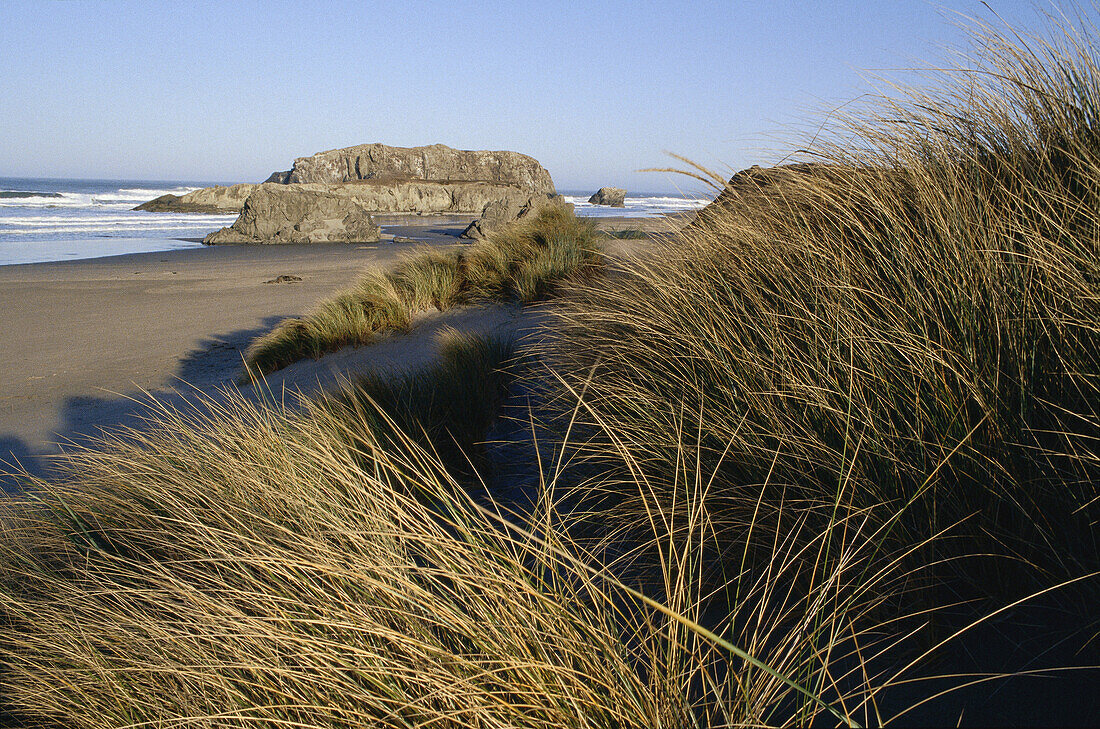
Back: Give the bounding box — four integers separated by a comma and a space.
1, 224, 236, 237
91, 187, 197, 203
1, 227, 230, 237
0, 186, 199, 209
563, 194, 711, 217
0, 214, 237, 226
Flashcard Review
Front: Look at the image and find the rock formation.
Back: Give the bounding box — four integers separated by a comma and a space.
203, 185, 381, 245
685, 163, 864, 236
139, 143, 561, 244
280, 143, 556, 195
204, 180, 563, 244
460, 194, 573, 239
587, 187, 626, 207
134, 183, 256, 213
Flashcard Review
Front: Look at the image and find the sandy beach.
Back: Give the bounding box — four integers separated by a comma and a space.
0, 215, 676, 488
0, 229, 459, 485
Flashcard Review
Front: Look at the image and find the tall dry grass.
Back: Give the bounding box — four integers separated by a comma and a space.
546, 14, 1100, 597
0, 378, 934, 727
0, 391, 682, 728
2, 12, 1098, 728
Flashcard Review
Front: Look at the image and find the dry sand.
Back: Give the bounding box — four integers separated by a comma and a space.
0, 215, 671, 488
0, 235, 468, 486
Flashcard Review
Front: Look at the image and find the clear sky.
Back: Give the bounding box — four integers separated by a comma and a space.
0, 1, 1070, 193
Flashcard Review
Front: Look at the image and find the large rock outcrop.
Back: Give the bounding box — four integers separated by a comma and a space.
134, 183, 257, 213
203, 185, 380, 245
141, 143, 561, 244
278, 143, 556, 194
588, 187, 626, 207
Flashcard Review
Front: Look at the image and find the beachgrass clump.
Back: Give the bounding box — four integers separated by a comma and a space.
388, 248, 466, 311
0, 392, 685, 728
244, 202, 602, 377
0, 376, 924, 728
245, 271, 413, 376
545, 16, 1100, 595
462, 202, 604, 302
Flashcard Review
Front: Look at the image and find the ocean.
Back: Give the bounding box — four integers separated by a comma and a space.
0, 177, 711, 266
561, 190, 711, 218
0, 177, 237, 266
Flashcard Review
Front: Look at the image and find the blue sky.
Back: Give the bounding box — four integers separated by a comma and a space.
0, 1, 1069, 193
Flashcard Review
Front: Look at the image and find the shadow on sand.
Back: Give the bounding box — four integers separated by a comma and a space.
0, 316, 287, 492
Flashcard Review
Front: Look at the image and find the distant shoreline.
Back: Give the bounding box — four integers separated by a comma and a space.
0, 174, 709, 266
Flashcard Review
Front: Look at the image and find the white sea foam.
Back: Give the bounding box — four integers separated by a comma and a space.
0, 179, 232, 264
0, 214, 234, 225
2, 225, 233, 236
91, 187, 197, 203
0, 187, 199, 208
563, 193, 711, 218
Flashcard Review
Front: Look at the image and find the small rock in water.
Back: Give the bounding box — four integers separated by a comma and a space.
264, 274, 303, 284
588, 187, 627, 207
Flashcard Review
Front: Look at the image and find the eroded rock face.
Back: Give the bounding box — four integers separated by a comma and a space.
281, 143, 556, 194
264, 170, 292, 184
203, 185, 380, 245
460, 194, 573, 239
587, 187, 626, 207
134, 183, 257, 213
333, 179, 536, 214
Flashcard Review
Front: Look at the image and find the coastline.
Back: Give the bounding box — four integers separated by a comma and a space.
0, 214, 680, 489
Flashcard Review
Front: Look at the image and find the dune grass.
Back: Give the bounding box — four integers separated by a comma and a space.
330, 327, 519, 478
0, 367, 932, 728
245, 202, 602, 377
545, 15, 1100, 601
0, 391, 678, 728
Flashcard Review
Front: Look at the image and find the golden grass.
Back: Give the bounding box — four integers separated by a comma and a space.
0, 380, 927, 727
544, 13, 1100, 599
2, 13, 1099, 728
245, 203, 603, 377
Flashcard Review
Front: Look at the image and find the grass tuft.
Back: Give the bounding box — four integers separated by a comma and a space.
245, 203, 602, 377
